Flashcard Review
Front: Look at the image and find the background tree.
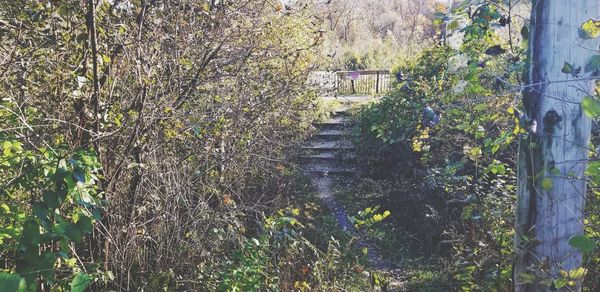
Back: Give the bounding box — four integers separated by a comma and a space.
315, 0, 440, 70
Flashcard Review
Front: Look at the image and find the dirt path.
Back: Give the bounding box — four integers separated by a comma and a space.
313, 175, 392, 269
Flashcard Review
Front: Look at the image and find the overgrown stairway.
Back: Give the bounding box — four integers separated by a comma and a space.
299, 100, 403, 290
300, 109, 356, 176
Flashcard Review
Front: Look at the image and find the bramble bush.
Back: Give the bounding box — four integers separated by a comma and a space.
0, 0, 354, 290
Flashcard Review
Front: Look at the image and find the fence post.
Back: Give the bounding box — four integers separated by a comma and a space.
376, 71, 380, 94
334, 72, 338, 95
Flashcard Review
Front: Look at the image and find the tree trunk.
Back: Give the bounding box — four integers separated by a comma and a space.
514, 1, 599, 291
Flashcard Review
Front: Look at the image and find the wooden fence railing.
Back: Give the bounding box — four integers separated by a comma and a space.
335, 70, 392, 95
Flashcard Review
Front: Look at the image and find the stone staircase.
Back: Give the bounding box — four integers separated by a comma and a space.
296, 96, 406, 289
300, 108, 357, 176
299, 101, 397, 275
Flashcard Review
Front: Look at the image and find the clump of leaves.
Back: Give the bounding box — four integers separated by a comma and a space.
0, 146, 103, 291
348, 206, 391, 237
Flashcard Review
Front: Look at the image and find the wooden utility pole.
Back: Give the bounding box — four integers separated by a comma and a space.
514, 1, 599, 291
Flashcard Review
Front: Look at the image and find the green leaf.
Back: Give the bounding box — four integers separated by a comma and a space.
447, 20, 459, 31
43, 191, 60, 210
21, 220, 40, 245
493, 164, 506, 175
101, 54, 111, 64
17, 278, 28, 292
461, 205, 473, 221
0, 203, 9, 214
70, 273, 92, 292
76, 215, 93, 234
579, 19, 600, 39
2, 140, 12, 157
473, 103, 487, 111
520, 25, 529, 40
0, 272, 22, 292
554, 277, 567, 289
562, 62, 574, 74
519, 272, 536, 284
568, 235, 597, 254
585, 55, 600, 73
582, 96, 600, 118
541, 178, 553, 190
484, 45, 507, 56
568, 267, 587, 279
64, 223, 83, 244
586, 161, 600, 181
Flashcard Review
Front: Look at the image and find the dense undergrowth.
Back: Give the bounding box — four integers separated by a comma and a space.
350, 1, 600, 291
349, 44, 518, 290
0, 0, 373, 290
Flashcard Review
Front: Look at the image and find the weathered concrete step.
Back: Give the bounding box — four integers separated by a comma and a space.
332, 109, 351, 117
316, 129, 345, 136
305, 166, 356, 176
314, 117, 353, 130
313, 129, 348, 141
298, 152, 357, 160
302, 141, 354, 151
318, 116, 352, 124
302, 160, 351, 170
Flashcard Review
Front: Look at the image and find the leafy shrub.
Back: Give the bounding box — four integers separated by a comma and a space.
0, 145, 103, 290
220, 204, 368, 291
348, 206, 390, 237
404, 270, 455, 292
350, 1, 524, 288
0, 0, 324, 289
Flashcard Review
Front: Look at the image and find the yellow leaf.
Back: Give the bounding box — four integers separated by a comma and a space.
373, 214, 383, 221
0, 204, 10, 214
568, 267, 587, 279
580, 19, 600, 39
541, 178, 553, 190
560, 270, 568, 277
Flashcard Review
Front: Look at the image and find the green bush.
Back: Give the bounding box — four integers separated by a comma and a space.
405, 270, 455, 292
351, 4, 522, 288
0, 144, 103, 290
219, 204, 369, 291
